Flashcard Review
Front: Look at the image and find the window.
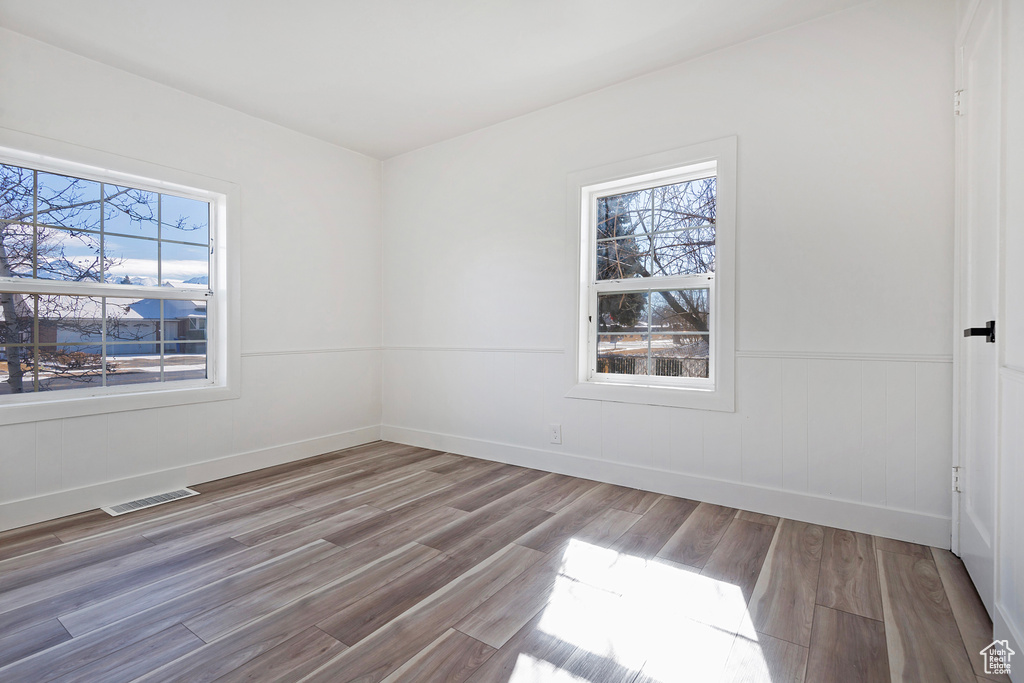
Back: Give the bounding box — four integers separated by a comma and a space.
567, 138, 736, 411
0, 145, 233, 417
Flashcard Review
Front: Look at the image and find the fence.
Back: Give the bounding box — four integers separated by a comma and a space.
597, 354, 709, 378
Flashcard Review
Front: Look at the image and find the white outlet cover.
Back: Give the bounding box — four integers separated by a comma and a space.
549, 424, 562, 444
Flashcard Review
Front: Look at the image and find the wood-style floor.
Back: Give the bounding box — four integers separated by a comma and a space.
0, 441, 1003, 682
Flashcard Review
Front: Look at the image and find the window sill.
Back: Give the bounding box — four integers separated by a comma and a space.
566, 380, 734, 412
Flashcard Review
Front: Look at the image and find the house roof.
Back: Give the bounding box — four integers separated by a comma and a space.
0, 295, 205, 323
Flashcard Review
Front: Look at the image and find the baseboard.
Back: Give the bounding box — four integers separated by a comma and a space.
0, 425, 381, 533
381, 425, 952, 548
3, 422, 950, 548
0, 470, 189, 534
994, 602, 1023, 683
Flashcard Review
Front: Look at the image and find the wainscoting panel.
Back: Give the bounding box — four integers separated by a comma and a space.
382, 348, 953, 546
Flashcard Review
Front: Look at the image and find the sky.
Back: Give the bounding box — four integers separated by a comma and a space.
3, 165, 212, 288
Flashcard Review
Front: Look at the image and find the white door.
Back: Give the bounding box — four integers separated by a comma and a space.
955, 0, 1001, 615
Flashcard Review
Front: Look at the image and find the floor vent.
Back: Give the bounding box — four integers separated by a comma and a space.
102, 488, 199, 516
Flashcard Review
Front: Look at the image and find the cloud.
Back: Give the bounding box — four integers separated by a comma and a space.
77, 258, 208, 281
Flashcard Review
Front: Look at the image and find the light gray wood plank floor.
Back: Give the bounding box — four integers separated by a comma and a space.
0, 440, 999, 682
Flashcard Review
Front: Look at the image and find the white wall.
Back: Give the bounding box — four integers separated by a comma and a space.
0, 29, 383, 530
382, 0, 956, 546
996, 0, 1024, 671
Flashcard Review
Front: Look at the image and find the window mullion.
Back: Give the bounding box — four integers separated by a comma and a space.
708, 277, 716, 385
595, 224, 714, 243
99, 182, 105, 284
101, 297, 107, 388
157, 193, 162, 288
646, 291, 653, 376
32, 294, 39, 392
160, 299, 165, 382
32, 170, 38, 279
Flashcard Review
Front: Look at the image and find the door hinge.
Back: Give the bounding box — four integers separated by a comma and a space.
954, 89, 964, 116
952, 466, 962, 493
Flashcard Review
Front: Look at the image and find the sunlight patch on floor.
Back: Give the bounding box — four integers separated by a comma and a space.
507, 654, 590, 682
522, 539, 766, 682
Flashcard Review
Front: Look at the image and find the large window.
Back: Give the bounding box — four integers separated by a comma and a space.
1, 155, 220, 402
568, 139, 736, 411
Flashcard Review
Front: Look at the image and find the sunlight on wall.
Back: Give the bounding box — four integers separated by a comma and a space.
508, 539, 768, 681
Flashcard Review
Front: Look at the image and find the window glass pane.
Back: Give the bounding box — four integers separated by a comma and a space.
36, 227, 104, 282
164, 345, 207, 382
598, 292, 649, 333
161, 241, 209, 289
649, 227, 715, 276
1, 163, 35, 225
650, 334, 709, 379
163, 300, 207, 348
650, 289, 709, 333
104, 185, 158, 238
161, 194, 209, 245
0, 221, 34, 277
37, 295, 104, 344
596, 188, 653, 280
596, 235, 650, 281
37, 172, 102, 231
651, 177, 716, 232
106, 297, 161, 346
105, 350, 162, 387
597, 189, 652, 240
0, 292, 35, 343
0, 346, 34, 394
104, 234, 159, 286
597, 334, 649, 376
36, 345, 104, 392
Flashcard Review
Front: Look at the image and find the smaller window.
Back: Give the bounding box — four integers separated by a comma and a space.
567, 138, 736, 411
591, 167, 717, 387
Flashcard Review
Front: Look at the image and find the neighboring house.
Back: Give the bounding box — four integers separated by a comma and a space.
0, 295, 206, 356
117, 299, 207, 355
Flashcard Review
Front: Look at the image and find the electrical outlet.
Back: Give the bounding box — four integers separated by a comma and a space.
549, 424, 562, 444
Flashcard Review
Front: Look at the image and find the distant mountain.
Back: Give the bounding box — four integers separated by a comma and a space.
106, 274, 160, 287
27, 268, 201, 289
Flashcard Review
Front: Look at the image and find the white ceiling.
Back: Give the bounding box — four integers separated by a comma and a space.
0, 0, 868, 159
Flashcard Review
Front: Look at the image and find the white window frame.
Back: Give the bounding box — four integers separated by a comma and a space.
566, 137, 736, 411
0, 133, 240, 426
